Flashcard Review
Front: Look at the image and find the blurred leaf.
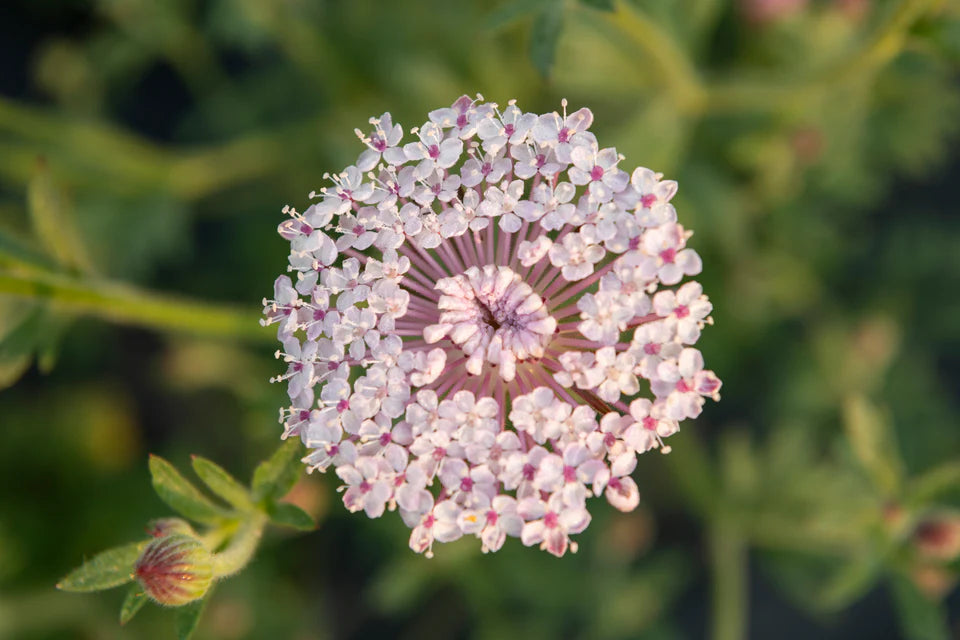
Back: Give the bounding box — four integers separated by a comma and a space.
817, 554, 882, 611
191, 456, 254, 511
662, 430, 718, 516
266, 501, 316, 531
906, 461, 960, 507
485, 0, 553, 31
843, 396, 904, 497
529, 2, 564, 77
174, 593, 211, 640
119, 586, 147, 625
889, 573, 950, 640
57, 541, 144, 592
27, 160, 93, 273
0, 227, 55, 270
149, 454, 231, 524
251, 439, 303, 504
580, 0, 613, 10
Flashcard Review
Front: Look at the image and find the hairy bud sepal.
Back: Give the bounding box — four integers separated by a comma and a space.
134, 534, 214, 607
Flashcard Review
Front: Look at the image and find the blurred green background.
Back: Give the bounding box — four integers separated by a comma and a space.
1, 0, 959, 638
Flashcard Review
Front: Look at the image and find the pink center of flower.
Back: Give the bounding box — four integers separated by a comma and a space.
563, 465, 578, 483
486, 510, 498, 526
426, 265, 556, 382
544, 512, 559, 528
359, 480, 371, 494
379, 433, 392, 446
608, 477, 622, 491
604, 432, 616, 448
659, 248, 676, 263
640, 193, 657, 208
674, 305, 689, 319
432, 447, 446, 460
557, 128, 570, 143
460, 477, 474, 492
590, 165, 605, 181
428, 144, 440, 159
642, 416, 657, 431
298, 410, 310, 422
643, 342, 660, 355
336, 399, 349, 413
676, 380, 691, 393
522, 463, 536, 481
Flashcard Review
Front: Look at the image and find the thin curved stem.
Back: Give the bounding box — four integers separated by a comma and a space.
0, 270, 269, 343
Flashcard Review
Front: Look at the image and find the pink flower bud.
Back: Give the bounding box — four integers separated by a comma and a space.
146, 518, 196, 538
913, 513, 960, 562
134, 534, 214, 606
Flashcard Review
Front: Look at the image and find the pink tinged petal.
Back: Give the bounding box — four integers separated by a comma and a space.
676, 249, 702, 276
659, 263, 683, 286
521, 520, 546, 546
517, 498, 546, 521
542, 528, 569, 557
605, 476, 640, 512
678, 348, 704, 378
560, 506, 591, 534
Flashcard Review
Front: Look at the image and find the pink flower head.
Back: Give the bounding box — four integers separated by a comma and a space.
266, 96, 721, 557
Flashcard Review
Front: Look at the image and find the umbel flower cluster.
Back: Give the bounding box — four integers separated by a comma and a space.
263, 95, 721, 557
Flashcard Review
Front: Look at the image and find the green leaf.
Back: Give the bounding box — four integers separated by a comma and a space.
119, 586, 148, 625
251, 439, 304, 504
580, 0, 613, 10
57, 541, 145, 592
149, 455, 231, 523
191, 456, 253, 510
27, 159, 93, 273
889, 573, 949, 640
485, 0, 553, 31
816, 555, 882, 611
906, 461, 960, 507
267, 501, 316, 531
529, 2, 564, 77
0, 227, 56, 270
174, 592, 211, 640
843, 396, 904, 497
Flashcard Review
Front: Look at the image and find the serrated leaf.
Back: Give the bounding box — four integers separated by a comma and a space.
191, 456, 253, 510
174, 591, 211, 640
120, 586, 148, 625
57, 541, 145, 592
580, 0, 613, 10
27, 159, 93, 273
251, 439, 304, 504
529, 3, 564, 77
843, 396, 904, 497
889, 573, 949, 640
267, 501, 316, 531
149, 455, 231, 523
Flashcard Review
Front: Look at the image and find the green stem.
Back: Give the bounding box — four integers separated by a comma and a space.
0, 270, 270, 343
211, 513, 267, 578
710, 518, 748, 640
0, 95, 296, 200
595, 2, 707, 115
